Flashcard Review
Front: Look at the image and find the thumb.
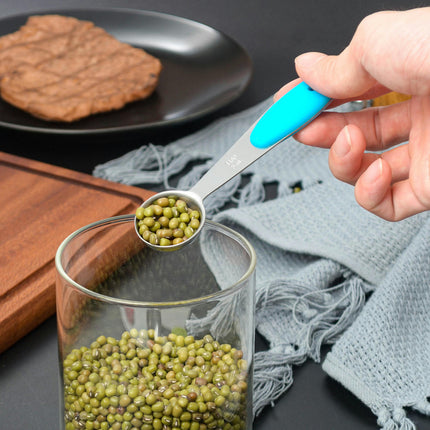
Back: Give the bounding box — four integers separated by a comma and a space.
295, 49, 377, 99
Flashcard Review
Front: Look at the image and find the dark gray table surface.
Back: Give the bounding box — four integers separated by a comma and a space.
1, 1, 429, 429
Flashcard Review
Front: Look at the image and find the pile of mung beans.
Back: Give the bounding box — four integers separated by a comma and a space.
135, 196, 201, 247
63, 329, 248, 430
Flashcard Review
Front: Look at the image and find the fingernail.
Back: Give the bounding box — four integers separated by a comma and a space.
295, 52, 326, 70
333, 126, 352, 157
362, 159, 383, 184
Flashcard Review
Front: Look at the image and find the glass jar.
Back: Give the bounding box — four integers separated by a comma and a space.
55, 215, 256, 430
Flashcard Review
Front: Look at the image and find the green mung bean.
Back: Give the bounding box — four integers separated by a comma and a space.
136, 196, 202, 247
63, 330, 248, 429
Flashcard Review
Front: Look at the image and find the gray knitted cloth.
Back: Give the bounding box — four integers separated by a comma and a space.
94, 99, 430, 429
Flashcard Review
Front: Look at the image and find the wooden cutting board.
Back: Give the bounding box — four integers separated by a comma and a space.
0, 151, 154, 354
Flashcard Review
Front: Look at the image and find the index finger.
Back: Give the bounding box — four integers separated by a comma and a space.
294, 101, 411, 151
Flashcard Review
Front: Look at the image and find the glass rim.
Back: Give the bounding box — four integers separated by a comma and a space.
55, 214, 256, 308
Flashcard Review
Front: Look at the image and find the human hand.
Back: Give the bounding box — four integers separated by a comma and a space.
275, 8, 430, 221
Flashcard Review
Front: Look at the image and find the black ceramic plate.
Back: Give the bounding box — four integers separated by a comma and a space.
0, 8, 252, 135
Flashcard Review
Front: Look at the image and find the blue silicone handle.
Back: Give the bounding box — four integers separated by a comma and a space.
250, 81, 331, 149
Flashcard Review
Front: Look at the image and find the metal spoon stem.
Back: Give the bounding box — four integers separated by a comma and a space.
189, 120, 273, 200
135, 82, 332, 251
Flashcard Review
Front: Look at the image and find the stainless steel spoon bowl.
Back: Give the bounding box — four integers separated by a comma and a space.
135, 82, 331, 251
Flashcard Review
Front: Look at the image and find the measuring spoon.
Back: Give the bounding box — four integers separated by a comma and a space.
135, 81, 331, 251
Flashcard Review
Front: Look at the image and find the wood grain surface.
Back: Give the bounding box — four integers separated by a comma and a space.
0, 151, 154, 353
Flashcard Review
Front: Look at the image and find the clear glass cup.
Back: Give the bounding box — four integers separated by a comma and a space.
55, 215, 256, 430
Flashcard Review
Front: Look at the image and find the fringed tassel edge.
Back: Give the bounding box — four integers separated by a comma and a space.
376, 407, 416, 430
253, 351, 293, 417
253, 274, 368, 415
414, 398, 430, 415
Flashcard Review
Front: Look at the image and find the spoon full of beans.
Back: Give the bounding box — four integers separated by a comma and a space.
135, 82, 331, 251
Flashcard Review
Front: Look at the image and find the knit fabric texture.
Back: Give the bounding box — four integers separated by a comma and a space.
93, 98, 430, 429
